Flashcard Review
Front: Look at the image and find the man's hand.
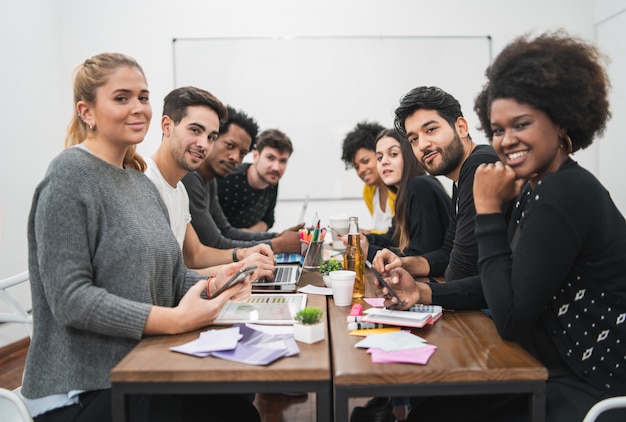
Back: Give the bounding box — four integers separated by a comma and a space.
277, 223, 305, 235
240, 252, 275, 281
372, 248, 402, 274
240, 244, 275, 261
270, 230, 301, 254
372, 267, 433, 310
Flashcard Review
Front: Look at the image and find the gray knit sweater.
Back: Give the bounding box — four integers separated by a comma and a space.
22, 147, 204, 398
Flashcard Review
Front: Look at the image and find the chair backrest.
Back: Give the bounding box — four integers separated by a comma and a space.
0, 271, 32, 337
0, 387, 33, 422
582, 396, 626, 422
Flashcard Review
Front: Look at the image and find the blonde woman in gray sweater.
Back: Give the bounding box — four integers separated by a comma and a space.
23, 53, 260, 422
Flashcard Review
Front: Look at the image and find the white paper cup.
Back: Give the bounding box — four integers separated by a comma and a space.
328, 215, 350, 242
330, 270, 356, 306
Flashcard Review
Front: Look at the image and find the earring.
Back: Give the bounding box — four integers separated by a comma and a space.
89, 123, 94, 131
560, 134, 573, 154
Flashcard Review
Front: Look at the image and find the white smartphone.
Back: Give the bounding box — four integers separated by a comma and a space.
211, 265, 257, 298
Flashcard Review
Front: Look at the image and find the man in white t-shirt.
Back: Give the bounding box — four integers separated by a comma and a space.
146, 86, 275, 279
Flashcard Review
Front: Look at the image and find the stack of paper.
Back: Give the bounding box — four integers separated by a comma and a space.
170, 323, 299, 365
362, 305, 443, 329
354, 330, 437, 365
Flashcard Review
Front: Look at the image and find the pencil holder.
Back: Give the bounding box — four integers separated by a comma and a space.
302, 240, 324, 269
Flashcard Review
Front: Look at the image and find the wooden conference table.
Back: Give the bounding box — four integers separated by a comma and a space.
110, 285, 331, 422
111, 269, 548, 422
330, 271, 548, 422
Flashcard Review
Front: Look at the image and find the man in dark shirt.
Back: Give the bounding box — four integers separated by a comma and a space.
373, 86, 507, 282
217, 129, 293, 232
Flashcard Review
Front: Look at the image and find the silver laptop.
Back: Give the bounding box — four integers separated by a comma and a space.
251, 243, 312, 292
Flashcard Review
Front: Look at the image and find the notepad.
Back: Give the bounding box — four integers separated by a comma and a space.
214, 293, 307, 325
362, 306, 443, 329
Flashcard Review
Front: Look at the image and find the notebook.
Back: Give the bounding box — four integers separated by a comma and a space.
361, 305, 443, 329
251, 241, 312, 292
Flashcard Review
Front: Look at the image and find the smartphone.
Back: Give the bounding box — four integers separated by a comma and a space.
211, 265, 257, 299
365, 260, 403, 306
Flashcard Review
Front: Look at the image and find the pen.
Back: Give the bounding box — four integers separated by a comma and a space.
312, 220, 320, 242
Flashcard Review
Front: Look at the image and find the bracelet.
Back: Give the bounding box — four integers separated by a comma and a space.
206, 276, 216, 299
232, 247, 240, 262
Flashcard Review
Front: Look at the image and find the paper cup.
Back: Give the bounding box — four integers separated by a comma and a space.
328, 215, 350, 242
330, 270, 356, 306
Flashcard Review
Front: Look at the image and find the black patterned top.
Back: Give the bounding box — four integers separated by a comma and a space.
475, 158, 626, 394
217, 163, 278, 230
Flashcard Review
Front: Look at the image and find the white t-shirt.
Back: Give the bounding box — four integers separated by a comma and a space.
144, 157, 191, 249
372, 186, 393, 232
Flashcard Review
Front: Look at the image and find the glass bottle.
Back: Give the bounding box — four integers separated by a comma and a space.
343, 216, 364, 299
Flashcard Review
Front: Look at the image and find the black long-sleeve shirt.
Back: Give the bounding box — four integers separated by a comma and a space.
181, 171, 274, 249
422, 144, 502, 281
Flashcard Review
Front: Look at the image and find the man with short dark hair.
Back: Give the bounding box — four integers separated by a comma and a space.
218, 128, 294, 232
374, 86, 508, 282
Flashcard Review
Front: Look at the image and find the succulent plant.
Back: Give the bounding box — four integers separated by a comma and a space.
294, 307, 323, 325
319, 258, 344, 275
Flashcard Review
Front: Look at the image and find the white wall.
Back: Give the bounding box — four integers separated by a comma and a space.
595, 2, 626, 215
1, 0, 623, 346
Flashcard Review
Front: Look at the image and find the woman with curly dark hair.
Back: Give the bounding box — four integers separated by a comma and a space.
377, 31, 626, 421
471, 30, 625, 421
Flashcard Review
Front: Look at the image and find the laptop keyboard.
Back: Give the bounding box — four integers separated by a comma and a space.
252, 266, 299, 286
275, 266, 294, 283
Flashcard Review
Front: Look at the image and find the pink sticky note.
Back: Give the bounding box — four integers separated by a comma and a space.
367, 345, 437, 365
364, 298, 385, 307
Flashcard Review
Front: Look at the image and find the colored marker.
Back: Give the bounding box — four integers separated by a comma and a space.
348, 322, 385, 331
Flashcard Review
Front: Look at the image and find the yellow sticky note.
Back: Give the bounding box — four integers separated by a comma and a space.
349, 327, 401, 336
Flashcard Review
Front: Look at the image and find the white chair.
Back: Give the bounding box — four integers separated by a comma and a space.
0, 388, 33, 422
0, 271, 33, 421
0, 271, 32, 337
582, 396, 626, 422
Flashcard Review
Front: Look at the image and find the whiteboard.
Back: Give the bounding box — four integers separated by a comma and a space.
173, 36, 492, 200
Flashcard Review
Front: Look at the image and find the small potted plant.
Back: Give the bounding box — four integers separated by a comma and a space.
319, 258, 344, 288
293, 307, 324, 344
